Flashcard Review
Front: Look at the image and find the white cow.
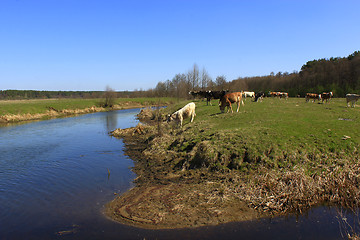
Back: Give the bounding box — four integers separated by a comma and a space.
167, 102, 196, 127
346, 94, 360, 107
243, 91, 255, 98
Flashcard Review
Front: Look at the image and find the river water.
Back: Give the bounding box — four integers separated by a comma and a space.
0, 109, 357, 239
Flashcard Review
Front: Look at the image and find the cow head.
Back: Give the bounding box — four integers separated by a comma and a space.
167, 112, 179, 123
219, 106, 224, 113
219, 100, 227, 113
167, 114, 174, 123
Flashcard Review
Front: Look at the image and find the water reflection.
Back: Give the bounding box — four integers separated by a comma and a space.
0, 109, 138, 239
105, 111, 118, 132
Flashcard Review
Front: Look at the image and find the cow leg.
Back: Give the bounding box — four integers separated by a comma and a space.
190, 111, 195, 122
228, 103, 233, 113
179, 115, 183, 127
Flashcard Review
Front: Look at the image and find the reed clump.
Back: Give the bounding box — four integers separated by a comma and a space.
235, 162, 360, 215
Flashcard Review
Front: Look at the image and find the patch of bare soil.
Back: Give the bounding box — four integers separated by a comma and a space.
106, 183, 261, 229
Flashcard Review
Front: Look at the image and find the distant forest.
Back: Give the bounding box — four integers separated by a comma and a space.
151, 50, 360, 98
2, 51, 359, 100
0, 90, 141, 100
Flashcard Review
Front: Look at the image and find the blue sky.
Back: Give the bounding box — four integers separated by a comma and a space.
1, 0, 359, 91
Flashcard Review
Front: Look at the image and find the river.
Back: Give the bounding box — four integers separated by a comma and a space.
0, 109, 356, 239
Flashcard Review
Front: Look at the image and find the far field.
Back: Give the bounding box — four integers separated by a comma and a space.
0, 97, 176, 123
0, 97, 175, 115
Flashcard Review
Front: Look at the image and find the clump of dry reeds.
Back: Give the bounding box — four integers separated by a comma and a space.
111, 123, 147, 137
234, 163, 360, 216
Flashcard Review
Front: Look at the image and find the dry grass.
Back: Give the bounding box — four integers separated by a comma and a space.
234, 163, 360, 215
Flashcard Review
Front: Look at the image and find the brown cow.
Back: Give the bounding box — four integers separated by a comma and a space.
279, 92, 288, 99
321, 92, 333, 103
219, 92, 244, 113
269, 91, 279, 97
269, 91, 288, 99
306, 93, 321, 103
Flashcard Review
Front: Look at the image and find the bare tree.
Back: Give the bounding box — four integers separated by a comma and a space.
155, 81, 167, 97
215, 75, 227, 90
178, 73, 192, 99
207, 79, 217, 89
201, 67, 211, 90
172, 73, 188, 99
103, 86, 116, 107
187, 63, 200, 90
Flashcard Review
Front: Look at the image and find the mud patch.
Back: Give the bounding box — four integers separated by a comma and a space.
106, 183, 261, 229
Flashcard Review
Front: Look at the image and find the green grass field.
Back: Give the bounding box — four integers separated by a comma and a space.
163, 97, 360, 172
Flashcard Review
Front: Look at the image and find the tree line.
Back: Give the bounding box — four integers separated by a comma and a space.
151, 50, 360, 98
0, 90, 138, 100
229, 50, 360, 97
2, 51, 359, 100
146, 63, 228, 99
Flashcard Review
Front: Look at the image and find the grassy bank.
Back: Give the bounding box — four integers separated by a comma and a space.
165, 97, 359, 172
0, 97, 176, 123
107, 97, 360, 229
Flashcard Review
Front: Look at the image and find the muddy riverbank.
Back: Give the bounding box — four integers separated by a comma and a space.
106, 122, 264, 229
